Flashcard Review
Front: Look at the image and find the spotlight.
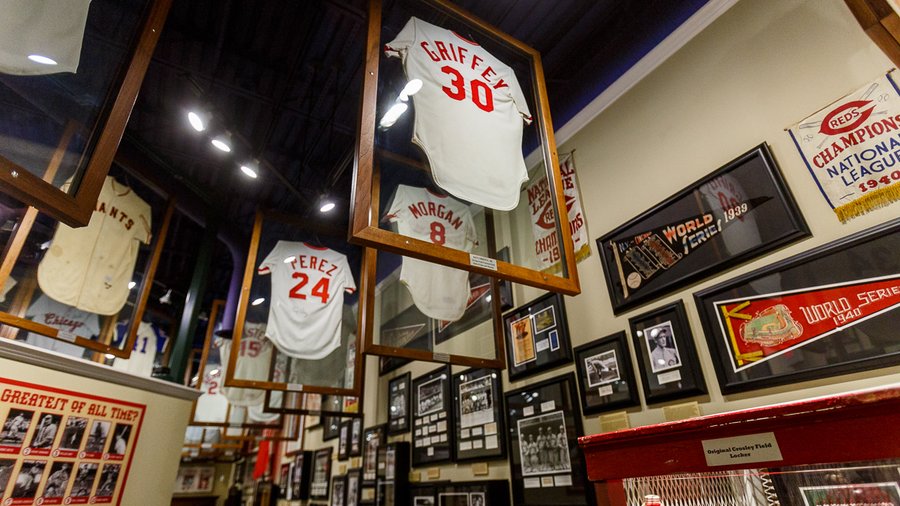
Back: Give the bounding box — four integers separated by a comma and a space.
240, 164, 258, 178
211, 134, 232, 152
251, 297, 265, 306
28, 54, 57, 65
187, 111, 208, 132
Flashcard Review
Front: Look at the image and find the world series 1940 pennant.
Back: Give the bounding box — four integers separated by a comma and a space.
788, 71, 900, 222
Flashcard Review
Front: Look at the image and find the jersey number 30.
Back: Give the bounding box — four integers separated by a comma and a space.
441, 66, 493, 112
290, 272, 331, 304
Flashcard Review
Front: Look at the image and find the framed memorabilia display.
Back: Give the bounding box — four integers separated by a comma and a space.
504, 292, 573, 381
410, 485, 437, 506
435, 480, 510, 506
694, 217, 900, 394
349, 417, 364, 457
346, 468, 363, 506
174, 466, 215, 494
362, 424, 387, 485
387, 372, 411, 434
376, 442, 410, 506
323, 415, 341, 441
411, 365, 453, 466
331, 475, 347, 506
505, 373, 591, 506
280, 463, 292, 499
310, 447, 333, 500
769, 460, 900, 505
292, 451, 312, 501
628, 301, 706, 404
573, 332, 641, 415
339, 420, 351, 460
597, 143, 810, 314
451, 368, 506, 462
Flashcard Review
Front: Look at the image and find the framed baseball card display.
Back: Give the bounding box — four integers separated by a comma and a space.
573, 332, 641, 415
352, 0, 581, 297
339, 420, 351, 460
331, 475, 347, 506
451, 367, 506, 462
628, 301, 706, 404
411, 365, 453, 466
310, 447, 333, 500
387, 372, 411, 434
597, 143, 809, 315
362, 424, 387, 485
225, 210, 366, 398
504, 292, 573, 381
346, 468, 363, 506
292, 451, 312, 500
505, 373, 591, 506
694, 217, 900, 394
435, 481, 509, 506
350, 417, 364, 458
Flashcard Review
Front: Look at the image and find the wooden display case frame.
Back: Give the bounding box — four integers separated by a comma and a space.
224, 210, 367, 398
351, 0, 580, 296
0, 0, 172, 228
261, 390, 365, 418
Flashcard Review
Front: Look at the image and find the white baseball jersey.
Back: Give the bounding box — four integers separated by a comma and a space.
25, 293, 99, 358
385, 17, 533, 211
384, 185, 477, 321
258, 241, 356, 360
111, 322, 168, 376
216, 323, 272, 407
38, 176, 152, 315
194, 362, 229, 424
0, 0, 90, 75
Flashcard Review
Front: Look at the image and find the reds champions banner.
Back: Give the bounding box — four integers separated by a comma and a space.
526, 153, 590, 274
0, 378, 145, 505
788, 71, 900, 222
712, 274, 900, 372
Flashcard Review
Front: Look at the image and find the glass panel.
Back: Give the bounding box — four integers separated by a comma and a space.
0, 0, 151, 192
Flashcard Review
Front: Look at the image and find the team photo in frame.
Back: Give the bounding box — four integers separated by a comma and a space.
503, 292, 573, 381
411, 365, 453, 466
574, 331, 641, 415
387, 373, 411, 434
451, 368, 506, 462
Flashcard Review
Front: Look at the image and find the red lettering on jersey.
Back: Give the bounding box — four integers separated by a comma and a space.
109, 206, 118, 219
435, 41, 451, 61
309, 256, 318, 271
293, 255, 336, 276
470, 54, 483, 71
481, 66, 496, 81
326, 263, 338, 276
407, 201, 463, 230
420, 41, 440, 62
457, 46, 468, 65
42, 313, 85, 333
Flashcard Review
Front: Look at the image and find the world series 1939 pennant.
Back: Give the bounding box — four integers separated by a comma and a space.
788, 71, 900, 223
712, 274, 900, 372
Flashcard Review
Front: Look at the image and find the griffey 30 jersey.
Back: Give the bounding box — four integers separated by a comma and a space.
217, 322, 272, 407
258, 242, 356, 360
385, 185, 477, 321
385, 17, 533, 211
38, 176, 152, 315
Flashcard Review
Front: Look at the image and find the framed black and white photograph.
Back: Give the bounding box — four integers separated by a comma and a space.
292, 451, 311, 500
0, 409, 33, 449
362, 424, 386, 485
410, 484, 437, 506
597, 143, 810, 314
504, 292, 573, 381
310, 447, 332, 500
574, 332, 640, 415
331, 474, 346, 506
346, 468, 362, 506
322, 415, 341, 441
387, 372, 411, 434
506, 373, 591, 506
452, 368, 506, 462
280, 463, 291, 500
411, 365, 453, 466
628, 301, 706, 404
435, 480, 510, 506
694, 217, 900, 394
338, 420, 351, 461
349, 417, 363, 458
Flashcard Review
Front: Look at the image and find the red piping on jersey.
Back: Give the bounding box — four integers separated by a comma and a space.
452, 31, 479, 45
302, 242, 329, 250
426, 188, 447, 198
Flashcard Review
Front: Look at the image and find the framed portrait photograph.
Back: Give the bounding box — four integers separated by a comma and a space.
349, 417, 363, 457
628, 301, 706, 404
331, 474, 346, 506
411, 365, 453, 466
346, 468, 362, 506
362, 424, 386, 485
310, 447, 333, 500
338, 420, 351, 461
387, 372, 411, 434
597, 143, 810, 314
505, 373, 591, 506
573, 331, 640, 415
322, 415, 341, 441
292, 451, 311, 500
451, 367, 506, 462
504, 292, 573, 381
694, 217, 900, 394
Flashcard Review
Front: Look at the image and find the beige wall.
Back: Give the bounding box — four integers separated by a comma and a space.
299, 0, 900, 494
0, 354, 195, 506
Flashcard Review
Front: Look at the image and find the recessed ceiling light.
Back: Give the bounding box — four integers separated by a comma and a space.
28, 54, 57, 65
251, 297, 265, 306
240, 164, 258, 178
187, 111, 206, 132
319, 201, 336, 213
211, 136, 231, 152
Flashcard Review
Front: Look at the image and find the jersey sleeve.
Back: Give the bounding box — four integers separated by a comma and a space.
137, 199, 152, 244
384, 17, 417, 58
382, 185, 408, 223
342, 257, 357, 294
465, 214, 479, 250
258, 241, 284, 275
505, 65, 533, 125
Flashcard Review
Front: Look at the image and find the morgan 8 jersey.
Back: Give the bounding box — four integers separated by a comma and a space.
258, 241, 356, 360
385, 16, 533, 211
385, 185, 477, 321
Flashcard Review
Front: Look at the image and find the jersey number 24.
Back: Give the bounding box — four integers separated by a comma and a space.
290, 272, 330, 304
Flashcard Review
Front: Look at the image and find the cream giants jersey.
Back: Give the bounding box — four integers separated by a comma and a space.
216, 323, 272, 407
38, 176, 152, 315
385, 185, 477, 321
385, 16, 533, 211
258, 242, 356, 360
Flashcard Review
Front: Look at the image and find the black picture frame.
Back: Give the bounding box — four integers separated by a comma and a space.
346, 468, 363, 506
411, 364, 453, 466
349, 417, 363, 458
435, 480, 510, 506
387, 372, 411, 434
310, 447, 333, 500
694, 217, 900, 394
331, 474, 346, 506
573, 332, 641, 415
376, 442, 410, 506
362, 424, 386, 485
338, 420, 351, 460
628, 301, 706, 404
323, 415, 341, 441
451, 367, 506, 462
292, 451, 312, 501
410, 484, 437, 506
505, 373, 591, 506
504, 292, 573, 381
596, 143, 810, 314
